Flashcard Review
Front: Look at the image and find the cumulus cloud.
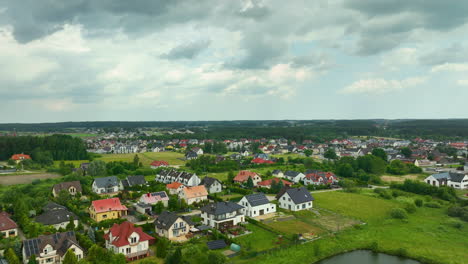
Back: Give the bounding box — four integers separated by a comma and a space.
340, 77, 426, 94
161, 40, 211, 60
431, 63, 468, 72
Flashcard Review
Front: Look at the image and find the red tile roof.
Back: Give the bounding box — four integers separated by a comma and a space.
251, 158, 274, 164
150, 160, 169, 167
166, 182, 183, 189
10, 154, 31, 160
257, 178, 292, 187
0, 212, 17, 231
91, 198, 127, 213
234, 170, 259, 182
104, 221, 154, 247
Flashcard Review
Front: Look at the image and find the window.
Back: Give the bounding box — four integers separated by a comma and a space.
174, 222, 178, 228
130, 237, 137, 243
126, 248, 131, 254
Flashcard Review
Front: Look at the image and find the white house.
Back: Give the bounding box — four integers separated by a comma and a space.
35, 202, 79, 230
104, 222, 154, 261
424, 172, 468, 189
283, 171, 305, 183
276, 187, 314, 211
179, 186, 208, 205
200, 177, 223, 194
200, 202, 245, 229
238, 193, 276, 218
92, 176, 123, 194
154, 211, 194, 241
22, 232, 84, 264
155, 170, 201, 187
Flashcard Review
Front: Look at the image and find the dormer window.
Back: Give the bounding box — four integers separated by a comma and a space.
130, 237, 137, 243
44, 245, 53, 254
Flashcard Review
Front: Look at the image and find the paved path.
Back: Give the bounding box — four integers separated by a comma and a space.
310, 188, 343, 193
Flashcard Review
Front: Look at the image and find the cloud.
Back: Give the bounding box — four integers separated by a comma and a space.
340, 77, 426, 94
419, 43, 468, 65
161, 39, 210, 60
431, 63, 468, 72
458, 80, 468, 86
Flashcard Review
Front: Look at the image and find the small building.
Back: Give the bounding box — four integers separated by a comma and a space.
276, 187, 314, 211
92, 176, 123, 194
135, 203, 152, 215
22, 231, 84, 264
191, 147, 204, 155
89, 198, 128, 222
52, 181, 82, 197
154, 211, 194, 240
0, 212, 18, 238
424, 172, 468, 189
200, 177, 223, 194
233, 171, 262, 186
150, 160, 169, 169
10, 153, 31, 163
121, 175, 147, 188
200, 202, 245, 229
179, 186, 208, 205
139, 191, 169, 207
238, 193, 276, 218
166, 182, 185, 195
283, 171, 305, 183
414, 159, 436, 167
257, 178, 292, 189
303, 171, 338, 186
35, 202, 79, 230
104, 221, 154, 261
272, 170, 284, 178
156, 169, 201, 187
185, 151, 198, 160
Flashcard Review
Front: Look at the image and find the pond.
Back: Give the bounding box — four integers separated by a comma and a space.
315, 250, 421, 264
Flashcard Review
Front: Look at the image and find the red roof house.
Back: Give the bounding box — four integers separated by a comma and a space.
150, 160, 169, 168
0, 212, 18, 238
233, 170, 262, 186
257, 178, 293, 189
104, 221, 154, 261
251, 158, 274, 164
10, 154, 31, 161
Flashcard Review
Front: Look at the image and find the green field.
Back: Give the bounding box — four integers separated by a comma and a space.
234, 224, 285, 252
97, 152, 186, 166
234, 191, 468, 264
266, 219, 325, 236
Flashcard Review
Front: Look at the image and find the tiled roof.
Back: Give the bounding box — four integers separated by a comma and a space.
91, 198, 127, 213
0, 212, 17, 231
11, 154, 31, 160
104, 221, 154, 247
234, 171, 259, 182
151, 160, 169, 167
182, 186, 208, 199
53, 181, 82, 194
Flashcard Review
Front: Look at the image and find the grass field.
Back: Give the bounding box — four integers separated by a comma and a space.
234, 191, 468, 264
0, 173, 61, 185
96, 152, 186, 166
266, 219, 325, 236
234, 224, 285, 252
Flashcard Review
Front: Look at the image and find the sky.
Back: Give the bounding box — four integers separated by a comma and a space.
1, 0, 468, 123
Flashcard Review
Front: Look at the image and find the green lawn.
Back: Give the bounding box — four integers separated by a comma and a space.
234, 224, 284, 252
233, 191, 468, 264
266, 219, 325, 236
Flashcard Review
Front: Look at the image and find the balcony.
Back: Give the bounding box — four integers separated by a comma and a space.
126, 250, 150, 261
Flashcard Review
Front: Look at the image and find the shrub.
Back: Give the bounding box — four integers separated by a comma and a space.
447, 219, 463, 229
374, 188, 392, 200
395, 248, 408, 257
414, 198, 423, 207
390, 208, 408, 219
369, 241, 379, 252
404, 203, 417, 214
425, 202, 441, 208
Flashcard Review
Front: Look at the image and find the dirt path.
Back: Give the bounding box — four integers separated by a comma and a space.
0, 173, 61, 185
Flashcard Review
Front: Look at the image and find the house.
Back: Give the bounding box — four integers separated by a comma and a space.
283, 170, 305, 183
35, 202, 79, 230
424, 172, 468, 189
200, 177, 223, 194
233, 170, 262, 186
200, 202, 245, 229
139, 191, 170, 207
240, 150, 250, 156
185, 151, 198, 160
121, 175, 147, 188
303, 171, 338, 186
251, 158, 274, 164
154, 211, 195, 241
166, 182, 185, 195
104, 221, 154, 261
179, 185, 208, 205
192, 147, 204, 155
0, 212, 18, 238
238, 193, 276, 218
22, 231, 84, 264
150, 160, 169, 169
89, 198, 128, 222
257, 178, 293, 189
92, 176, 123, 194
79, 162, 90, 174
52, 181, 82, 197
276, 187, 314, 211
135, 203, 152, 215
272, 170, 284, 178
414, 159, 436, 167
10, 153, 31, 163
155, 169, 201, 187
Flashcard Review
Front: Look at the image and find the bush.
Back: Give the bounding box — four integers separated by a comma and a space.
369, 241, 379, 252
414, 198, 423, 207
374, 188, 392, 200
404, 203, 417, 214
425, 202, 441, 208
447, 219, 463, 229
395, 248, 408, 257
390, 208, 408, 219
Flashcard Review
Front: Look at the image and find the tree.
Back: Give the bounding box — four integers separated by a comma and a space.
304, 149, 313, 157
166, 248, 182, 264
153, 201, 165, 214
5, 248, 21, 264
66, 216, 76, 230
324, 149, 337, 160
156, 238, 168, 258
133, 154, 140, 167
88, 160, 107, 177
27, 255, 38, 264
246, 177, 254, 189
63, 249, 79, 264
227, 171, 235, 183
208, 251, 227, 264
87, 228, 96, 243
401, 147, 412, 158
372, 148, 387, 162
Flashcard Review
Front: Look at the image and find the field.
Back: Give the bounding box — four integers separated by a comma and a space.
266, 219, 324, 236
234, 191, 468, 264
381, 174, 426, 183
233, 224, 285, 252
0, 173, 61, 185
96, 152, 186, 166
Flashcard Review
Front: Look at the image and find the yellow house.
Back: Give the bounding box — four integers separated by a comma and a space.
89, 198, 128, 222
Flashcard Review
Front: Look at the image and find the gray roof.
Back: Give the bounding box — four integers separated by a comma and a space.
282, 187, 314, 204
201, 177, 221, 188
206, 240, 227, 250
272, 170, 282, 174
284, 170, 301, 177
431, 172, 467, 183
244, 193, 270, 206
186, 152, 198, 158
23, 231, 81, 259
122, 175, 147, 187
53, 181, 82, 194
154, 211, 194, 230
200, 202, 244, 215
94, 176, 120, 188
35, 202, 77, 226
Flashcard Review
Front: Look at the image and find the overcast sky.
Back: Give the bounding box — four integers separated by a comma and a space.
1, 0, 468, 123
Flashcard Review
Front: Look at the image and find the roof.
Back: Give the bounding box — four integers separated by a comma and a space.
166, 182, 184, 189
35, 202, 78, 226
244, 193, 270, 206
122, 175, 147, 187
234, 171, 259, 182
23, 231, 81, 259
200, 202, 244, 215
257, 178, 292, 187
91, 198, 127, 213
251, 158, 274, 164
154, 211, 194, 230
104, 221, 154, 247
0, 212, 17, 231
53, 181, 82, 194
206, 240, 227, 250
200, 177, 221, 188
186, 151, 198, 158
279, 187, 314, 204
140, 191, 169, 204
182, 185, 208, 199
284, 170, 302, 177
11, 154, 31, 160
150, 160, 169, 167
93, 176, 120, 188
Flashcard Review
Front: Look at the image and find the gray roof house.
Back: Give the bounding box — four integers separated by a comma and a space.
122, 175, 147, 188
276, 187, 314, 211
35, 202, 79, 229
200, 177, 222, 194
238, 193, 276, 218
425, 172, 468, 189
92, 176, 123, 194
154, 211, 195, 240
22, 231, 84, 263
200, 202, 245, 229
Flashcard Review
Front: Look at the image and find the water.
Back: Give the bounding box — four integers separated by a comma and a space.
315, 250, 421, 264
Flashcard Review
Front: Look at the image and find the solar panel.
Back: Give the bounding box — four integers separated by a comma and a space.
207, 240, 227, 250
